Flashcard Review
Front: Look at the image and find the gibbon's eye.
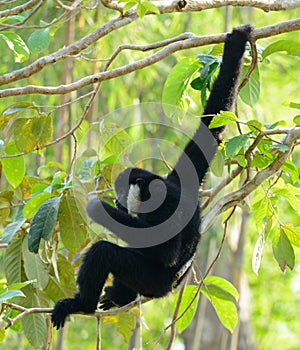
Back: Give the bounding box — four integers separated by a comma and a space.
135, 178, 145, 187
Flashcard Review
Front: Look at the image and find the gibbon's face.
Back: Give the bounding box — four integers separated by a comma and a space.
114, 167, 163, 216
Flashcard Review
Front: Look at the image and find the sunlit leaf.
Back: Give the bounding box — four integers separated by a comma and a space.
203, 276, 239, 301
1, 142, 25, 188
209, 111, 236, 129
262, 40, 300, 59
15, 115, 53, 153
175, 285, 200, 334
162, 56, 201, 116
0, 31, 30, 62
293, 115, 300, 125
281, 160, 299, 183
23, 192, 53, 219
100, 122, 132, 156
239, 66, 260, 107
201, 284, 238, 333
272, 228, 295, 272
282, 225, 300, 248
210, 148, 224, 177
0, 102, 36, 129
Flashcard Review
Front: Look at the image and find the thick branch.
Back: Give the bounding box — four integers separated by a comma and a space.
0, 14, 137, 87
0, 0, 40, 18
102, 0, 300, 13
1, 19, 299, 98
155, 0, 300, 13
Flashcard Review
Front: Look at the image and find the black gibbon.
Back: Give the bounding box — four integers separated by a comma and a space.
52, 25, 253, 329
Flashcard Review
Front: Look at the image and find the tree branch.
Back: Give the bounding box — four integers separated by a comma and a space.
3, 297, 151, 330
1, 19, 299, 98
102, 0, 300, 13
201, 127, 300, 233
0, 0, 40, 18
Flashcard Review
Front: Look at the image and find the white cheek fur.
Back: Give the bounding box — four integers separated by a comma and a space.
127, 184, 141, 216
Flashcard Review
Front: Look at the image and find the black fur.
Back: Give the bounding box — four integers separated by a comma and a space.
52, 25, 253, 329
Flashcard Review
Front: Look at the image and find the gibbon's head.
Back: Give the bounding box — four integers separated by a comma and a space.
114, 167, 166, 216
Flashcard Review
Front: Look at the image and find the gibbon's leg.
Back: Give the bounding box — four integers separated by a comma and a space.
100, 279, 137, 311
52, 241, 173, 329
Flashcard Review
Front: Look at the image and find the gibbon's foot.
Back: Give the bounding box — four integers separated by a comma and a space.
99, 294, 119, 311
51, 296, 89, 329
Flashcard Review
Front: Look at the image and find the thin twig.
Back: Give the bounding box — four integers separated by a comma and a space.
166, 279, 187, 350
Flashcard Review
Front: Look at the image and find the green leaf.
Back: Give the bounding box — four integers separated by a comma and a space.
100, 122, 132, 156
136, 3, 147, 18
289, 102, 300, 110
251, 154, 274, 169
0, 31, 29, 62
281, 159, 299, 183
1, 142, 25, 188
2, 219, 26, 243
203, 276, 239, 301
44, 255, 76, 301
293, 115, 300, 125
239, 66, 260, 107
272, 228, 295, 272
23, 192, 53, 219
210, 148, 224, 177
7, 280, 35, 291
22, 293, 47, 348
117, 312, 137, 342
27, 28, 50, 53
104, 311, 137, 342
262, 40, 300, 59
236, 155, 247, 167
14, 115, 53, 153
226, 133, 251, 158
0, 289, 25, 302
0, 328, 5, 342
123, 2, 136, 13
28, 196, 61, 253
4, 234, 24, 284
175, 285, 200, 334
0, 15, 25, 24
22, 237, 49, 289
272, 143, 290, 152
58, 192, 88, 253
144, 1, 159, 14
209, 111, 236, 129
273, 187, 300, 212
201, 284, 238, 333
0, 102, 36, 129
264, 120, 286, 130
282, 225, 300, 248
162, 56, 201, 115
247, 119, 263, 132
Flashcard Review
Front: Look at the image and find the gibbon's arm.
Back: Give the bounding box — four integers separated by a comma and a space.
168, 25, 253, 186
87, 197, 149, 243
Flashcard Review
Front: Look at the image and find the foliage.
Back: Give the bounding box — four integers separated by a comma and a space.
0, 2, 299, 350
